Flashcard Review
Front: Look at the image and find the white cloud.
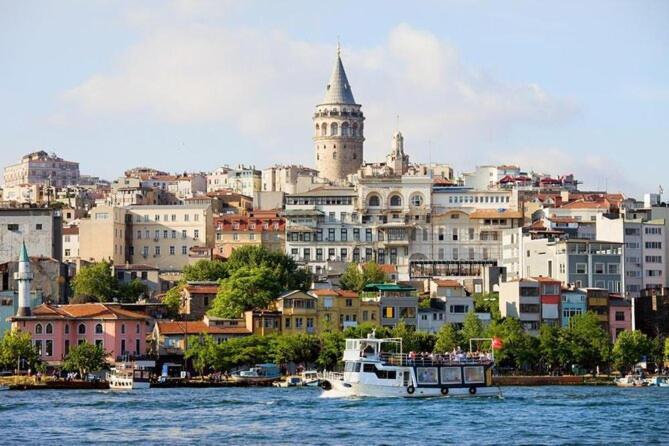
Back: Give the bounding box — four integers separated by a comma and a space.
54, 10, 579, 168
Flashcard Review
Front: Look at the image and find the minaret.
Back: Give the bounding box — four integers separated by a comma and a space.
14, 242, 33, 317
314, 44, 365, 181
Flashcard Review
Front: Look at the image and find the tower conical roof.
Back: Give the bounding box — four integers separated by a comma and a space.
322, 47, 357, 105
19, 241, 29, 263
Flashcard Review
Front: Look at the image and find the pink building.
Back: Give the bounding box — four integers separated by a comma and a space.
609, 297, 632, 342
10, 303, 149, 366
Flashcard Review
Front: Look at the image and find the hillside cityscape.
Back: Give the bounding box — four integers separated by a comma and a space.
1, 47, 668, 380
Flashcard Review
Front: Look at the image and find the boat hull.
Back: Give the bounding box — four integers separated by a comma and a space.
109, 378, 150, 390
323, 380, 502, 398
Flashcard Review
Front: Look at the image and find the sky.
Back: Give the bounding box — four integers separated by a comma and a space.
0, 0, 667, 196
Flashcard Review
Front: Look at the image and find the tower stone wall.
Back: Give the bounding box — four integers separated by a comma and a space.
314, 48, 364, 181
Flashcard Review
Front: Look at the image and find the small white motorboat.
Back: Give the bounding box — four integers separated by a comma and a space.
615, 374, 646, 387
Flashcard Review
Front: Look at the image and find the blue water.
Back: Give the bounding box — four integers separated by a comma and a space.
1, 386, 667, 445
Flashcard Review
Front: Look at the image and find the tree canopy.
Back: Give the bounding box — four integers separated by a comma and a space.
433, 324, 460, 353
63, 342, 107, 377
0, 330, 41, 371
207, 246, 311, 318
182, 259, 228, 282
339, 262, 387, 292
71, 261, 147, 303
612, 330, 652, 372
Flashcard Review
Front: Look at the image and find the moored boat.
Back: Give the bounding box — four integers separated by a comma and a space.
615, 374, 646, 387
320, 331, 501, 398
646, 376, 669, 387
108, 360, 154, 390
231, 364, 281, 385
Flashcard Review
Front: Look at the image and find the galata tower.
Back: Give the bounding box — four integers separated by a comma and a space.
314, 45, 365, 181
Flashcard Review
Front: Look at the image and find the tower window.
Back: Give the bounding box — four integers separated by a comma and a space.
330, 122, 338, 136
333, 152, 337, 160
389, 194, 402, 207
353, 153, 357, 159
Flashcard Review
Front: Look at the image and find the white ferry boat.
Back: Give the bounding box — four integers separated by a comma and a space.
320, 332, 501, 398
108, 360, 154, 390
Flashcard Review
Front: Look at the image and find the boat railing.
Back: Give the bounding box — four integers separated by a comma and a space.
320, 371, 343, 381
379, 352, 494, 367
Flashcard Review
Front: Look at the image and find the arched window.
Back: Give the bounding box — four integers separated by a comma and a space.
352, 123, 358, 137
330, 122, 338, 136
315, 123, 320, 134
78, 323, 86, 335
389, 194, 402, 207
410, 194, 424, 207
45, 323, 53, 334
35, 323, 43, 335
321, 123, 327, 136
64, 324, 69, 334
121, 324, 126, 334
95, 323, 103, 334
368, 195, 380, 207
341, 122, 350, 137
316, 153, 320, 161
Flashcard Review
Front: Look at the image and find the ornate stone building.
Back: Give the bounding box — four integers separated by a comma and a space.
314, 47, 364, 182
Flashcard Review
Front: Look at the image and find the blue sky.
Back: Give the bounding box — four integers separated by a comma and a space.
1, 0, 667, 196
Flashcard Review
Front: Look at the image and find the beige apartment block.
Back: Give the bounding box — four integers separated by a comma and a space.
79, 206, 128, 265
126, 204, 213, 271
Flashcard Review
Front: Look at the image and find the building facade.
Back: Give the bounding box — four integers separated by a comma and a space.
4, 151, 80, 187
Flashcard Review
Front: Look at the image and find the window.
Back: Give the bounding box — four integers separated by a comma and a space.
594, 263, 604, 274
182, 246, 187, 255
575, 263, 587, 274
328, 228, 336, 241
346, 298, 353, 307
170, 246, 175, 255
449, 305, 469, 313
121, 324, 126, 334
607, 264, 620, 274
45, 323, 52, 334
64, 324, 69, 334
78, 323, 86, 335
95, 339, 103, 348
194, 229, 199, 240
389, 194, 402, 207
615, 311, 625, 321
35, 323, 43, 335
155, 246, 161, 256
45, 340, 53, 356
182, 230, 187, 239
383, 306, 396, 319
35, 340, 42, 356
410, 194, 423, 207
341, 228, 347, 241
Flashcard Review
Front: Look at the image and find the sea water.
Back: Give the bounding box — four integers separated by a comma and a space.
1, 386, 668, 445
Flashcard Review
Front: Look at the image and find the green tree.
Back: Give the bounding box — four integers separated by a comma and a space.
224, 246, 311, 291
212, 335, 274, 371
185, 334, 218, 376
0, 330, 41, 371
182, 259, 228, 282
392, 320, 419, 353
63, 342, 107, 377
665, 338, 669, 362
473, 292, 501, 320
564, 312, 611, 372
71, 261, 117, 302
272, 334, 320, 366
460, 310, 484, 348
118, 278, 148, 302
433, 323, 460, 353
538, 324, 564, 373
343, 322, 391, 340
339, 263, 364, 291
162, 283, 185, 318
612, 330, 651, 373
485, 317, 537, 370
317, 331, 345, 370
339, 262, 387, 292
209, 266, 279, 318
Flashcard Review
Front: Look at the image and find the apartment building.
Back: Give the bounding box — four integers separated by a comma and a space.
62, 225, 79, 262
560, 287, 587, 328
262, 164, 320, 194
499, 279, 542, 335
361, 283, 418, 329
309, 288, 379, 331
79, 206, 129, 265
126, 204, 213, 271
274, 290, 318, 335
207, 165, 261, 197
519, 237, 623, 293
0, 208, 63, 263
214, 211, 285, 258
3, 151, 80, 187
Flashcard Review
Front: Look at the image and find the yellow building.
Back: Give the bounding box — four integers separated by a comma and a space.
274, 290, 318, 335
309, 289, 380, 332
79, 206, 128, 264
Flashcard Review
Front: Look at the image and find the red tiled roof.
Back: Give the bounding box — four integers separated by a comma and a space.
30, 303, 147, 320
561, 199, 610, 210
532, 276, 561, 283
185, 285, 219, 294
214, 215, 285, 232
62, 226, 79, 235
433, 279, 462, 288
156, 320, 251, 335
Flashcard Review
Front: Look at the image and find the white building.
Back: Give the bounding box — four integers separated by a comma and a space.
0, 208, 62, 263
262, 165, 320, 194
207, 165, 261, 197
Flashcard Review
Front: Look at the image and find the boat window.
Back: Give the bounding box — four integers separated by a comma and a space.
345, 362, 361, 373
416, 367, 439, 385
463, 366, 485, 384
440, 367, 462, 385
375, 370, 397, 380
363, 364, 376, 373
